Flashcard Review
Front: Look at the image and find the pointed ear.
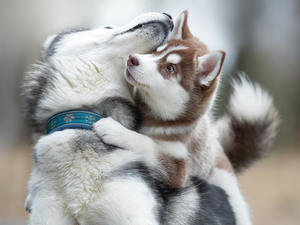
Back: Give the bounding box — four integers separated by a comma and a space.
197, 51, 226, 87
169, 10, 193, 40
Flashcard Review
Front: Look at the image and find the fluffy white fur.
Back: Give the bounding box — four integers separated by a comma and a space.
29, 130, 159, 225
166, 53, 182, 64
140, 124, 195, 136
93, 117, 158, 166
156, 46, 189, 59
156, 43, 168, 52
208, 168, 252, 225
163, 186, 200, 225
229, 76, 273, 122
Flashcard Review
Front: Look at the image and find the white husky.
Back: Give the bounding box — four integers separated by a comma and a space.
24, 13, 176, 225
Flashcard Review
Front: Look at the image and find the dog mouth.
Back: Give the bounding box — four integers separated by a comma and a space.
125, 69, 148, 88
118, 20, 173, 53
125, 69, 137, 83
121, 20, 173, 35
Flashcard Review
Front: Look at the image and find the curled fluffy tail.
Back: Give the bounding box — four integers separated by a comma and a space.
214, 76, 280, 173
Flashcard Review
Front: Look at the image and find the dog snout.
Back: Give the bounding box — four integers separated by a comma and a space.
163, 13, 172, 21
162, 13, 174, 30
127, 55, 139, 67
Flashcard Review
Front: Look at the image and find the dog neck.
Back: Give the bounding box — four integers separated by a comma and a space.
45, 109, 102, 134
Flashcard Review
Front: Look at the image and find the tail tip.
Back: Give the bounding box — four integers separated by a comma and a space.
228, 75, 276, 123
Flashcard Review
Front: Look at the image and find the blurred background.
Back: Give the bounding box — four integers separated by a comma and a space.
0, 0, 299, 224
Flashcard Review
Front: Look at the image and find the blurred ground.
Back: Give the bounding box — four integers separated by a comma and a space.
0, 145, 299, 225
239, 148, 300, 225
0, 146, 31, 225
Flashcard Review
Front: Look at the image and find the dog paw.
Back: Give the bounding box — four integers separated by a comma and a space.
93, 117, 127, 148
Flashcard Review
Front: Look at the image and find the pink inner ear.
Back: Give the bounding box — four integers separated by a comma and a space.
201, 57, 219, 77
170, 12, 185, 40
173, 24, 181, 37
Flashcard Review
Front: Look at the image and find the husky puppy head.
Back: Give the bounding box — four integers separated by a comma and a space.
125, 11, 225, 123
23, 13, 173, 135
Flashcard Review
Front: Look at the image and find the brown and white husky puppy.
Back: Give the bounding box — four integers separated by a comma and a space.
94, 10, 279, 225
95, 10, 228, 187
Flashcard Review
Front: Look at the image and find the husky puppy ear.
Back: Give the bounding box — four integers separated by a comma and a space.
169, 10, 193, 40
197, 51, 226, 87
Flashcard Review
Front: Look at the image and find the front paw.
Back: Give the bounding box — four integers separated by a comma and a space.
93, 117, 126, 147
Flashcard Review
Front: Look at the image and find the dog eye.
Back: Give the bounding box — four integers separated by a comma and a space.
104, 26, 113, 29
166, 65, 175, 74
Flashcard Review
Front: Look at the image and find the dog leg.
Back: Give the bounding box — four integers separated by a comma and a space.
208, 168, 252, 225
29, 190, 78, 225
77, 177, 160, 225
93, 117, 190, 188
93, 117, 158, 166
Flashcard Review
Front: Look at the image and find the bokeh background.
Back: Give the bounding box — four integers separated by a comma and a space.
0, 0, 299, 224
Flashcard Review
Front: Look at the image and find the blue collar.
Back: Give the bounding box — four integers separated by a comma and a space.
45, 110, 102, 134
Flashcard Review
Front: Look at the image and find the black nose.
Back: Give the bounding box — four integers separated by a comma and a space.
162, 12, 172, 21
162, 13, 173, 30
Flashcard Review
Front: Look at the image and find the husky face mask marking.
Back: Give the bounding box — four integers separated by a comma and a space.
125, 17, 226, 122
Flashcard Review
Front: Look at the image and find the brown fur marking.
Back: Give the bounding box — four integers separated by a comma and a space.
158, 153, 190, 188
225, 107, 280, 173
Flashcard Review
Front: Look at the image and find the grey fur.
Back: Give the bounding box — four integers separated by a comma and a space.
86, 97, 140, 131
22, 62, 55, 134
